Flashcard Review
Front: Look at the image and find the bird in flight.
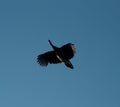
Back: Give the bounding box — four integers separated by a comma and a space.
37, 40, 76, 69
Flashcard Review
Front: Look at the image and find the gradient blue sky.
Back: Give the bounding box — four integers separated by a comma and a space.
0, 0, 120, 107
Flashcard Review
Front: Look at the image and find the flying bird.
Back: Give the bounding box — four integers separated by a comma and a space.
37, 40, 76, 69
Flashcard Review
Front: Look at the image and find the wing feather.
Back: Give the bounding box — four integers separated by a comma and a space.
37, 51, 62, 66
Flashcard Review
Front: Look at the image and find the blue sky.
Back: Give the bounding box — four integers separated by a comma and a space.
0, 0, 120, 107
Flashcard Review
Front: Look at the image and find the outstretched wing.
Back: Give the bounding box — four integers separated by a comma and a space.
60, 43, 76, 60
37, 51, 62, 66
64, 60, 74, 69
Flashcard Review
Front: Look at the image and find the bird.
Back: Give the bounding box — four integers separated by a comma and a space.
37, 40, 76, 69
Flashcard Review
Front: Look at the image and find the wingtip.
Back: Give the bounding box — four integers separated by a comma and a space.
64, 60, 74, 69
48, 39, 51, 43
37, 55, 48, 66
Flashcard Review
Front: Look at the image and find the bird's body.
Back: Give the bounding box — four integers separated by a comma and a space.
37, 40, 76, 69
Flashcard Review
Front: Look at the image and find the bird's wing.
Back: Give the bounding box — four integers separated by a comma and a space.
37, 51, 62, 66
64, 60, 74, 69
60, 43, 76, 59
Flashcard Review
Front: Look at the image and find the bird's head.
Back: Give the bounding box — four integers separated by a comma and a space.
69, 43, 76, 54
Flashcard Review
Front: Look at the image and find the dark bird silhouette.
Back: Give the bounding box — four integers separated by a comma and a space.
37, 40, 76, 69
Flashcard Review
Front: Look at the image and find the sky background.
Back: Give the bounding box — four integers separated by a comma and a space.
0, 0, 120, 107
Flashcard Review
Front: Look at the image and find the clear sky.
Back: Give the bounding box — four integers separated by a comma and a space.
0, 0, 120, 107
